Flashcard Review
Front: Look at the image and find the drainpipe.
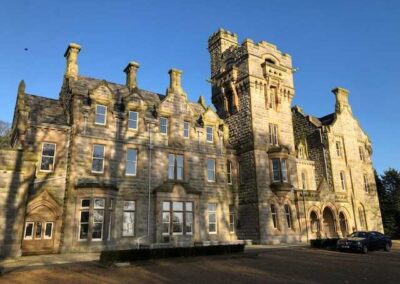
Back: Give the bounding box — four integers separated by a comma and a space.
146, 119, 157, 241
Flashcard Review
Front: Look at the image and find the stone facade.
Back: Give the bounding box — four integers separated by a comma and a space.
0, 29, 383, 257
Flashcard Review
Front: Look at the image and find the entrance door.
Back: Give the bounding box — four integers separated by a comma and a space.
322, 208, 337, 238
22, 220, 55, 255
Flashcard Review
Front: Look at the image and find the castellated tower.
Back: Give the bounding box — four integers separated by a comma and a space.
209, 29, 299, 243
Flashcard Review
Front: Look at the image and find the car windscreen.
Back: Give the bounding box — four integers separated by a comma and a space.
349, 232, 368, 238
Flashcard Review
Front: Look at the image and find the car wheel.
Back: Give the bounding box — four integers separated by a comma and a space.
362, 245, 368, 254
384, 243, 391, 252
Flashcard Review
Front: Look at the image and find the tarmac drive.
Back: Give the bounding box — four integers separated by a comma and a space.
1, 244, 399, 283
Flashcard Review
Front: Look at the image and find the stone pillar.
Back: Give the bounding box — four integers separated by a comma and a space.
64, 43, 81, 80
124, 61, 140, 90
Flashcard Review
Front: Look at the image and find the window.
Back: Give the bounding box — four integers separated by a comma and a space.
108, 199, 113, 241
79, 198, 106, 241
128, 111, 138, 130
40, 143, 56, 172
207, 158, 216, 182
359, 146, 365, 161
168, 154, 184, 180
340, 171, 346, 190
284, 204, 292, 229
35, 222, 43, 239
229, 205, 235, 233
95, 104, 107, 125
183, 121, 190, 138
301, 171, 307, 189
310, 211, 319, 233
271, 204, 278, 229
92, 198, 105, 240
92, 145, 105, 173
208, 203, 217, 234
359, 206, 366, 229
24, 222, 34, 240
269, 86, 277, 109
298, 145, 306, 159
206, 126, 213, 143
269, 124, 279, 145
271, 158, 288, 183
227, 160, 232, 184
160, 117, 168, 134
44, 222, 53, 239
122, 201, 135, 237
363, 174, 369, 193
162, 201, 193, 235
126, 149, 137, 176
335, 141, 342, 157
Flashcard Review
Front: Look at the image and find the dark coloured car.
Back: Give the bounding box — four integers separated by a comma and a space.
337, 231, 392, 253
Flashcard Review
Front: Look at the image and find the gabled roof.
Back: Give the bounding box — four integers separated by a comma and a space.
25, 94, 68, 126
318, 113, 336, 126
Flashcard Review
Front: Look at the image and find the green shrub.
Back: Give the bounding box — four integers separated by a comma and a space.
100, 244, 245, 265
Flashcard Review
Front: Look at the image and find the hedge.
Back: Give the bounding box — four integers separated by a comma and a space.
310, 238, 339, 249
100, 244, 245, 265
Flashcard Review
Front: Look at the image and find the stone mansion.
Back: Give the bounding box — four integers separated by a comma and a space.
0, 29, 383, 256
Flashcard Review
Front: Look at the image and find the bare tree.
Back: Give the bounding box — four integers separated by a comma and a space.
0, 120, 11, 147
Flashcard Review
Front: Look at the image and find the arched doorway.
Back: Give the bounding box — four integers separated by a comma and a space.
322, 207, 337, 238
339, 212, 348, 237
310, 211, 320, 236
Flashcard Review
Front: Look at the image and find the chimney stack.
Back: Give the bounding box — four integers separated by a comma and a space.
332, 87, 352, 114
64, 43, 81, 80
124, 61, 140, 90
167, 68, 185, 96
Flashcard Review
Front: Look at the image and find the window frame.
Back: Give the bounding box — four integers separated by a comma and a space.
168, 153, 184, 180
183, 121, 190, 139
271, 204, 278, 229
122, 200, 135, 237
95, 104, 107, 125
207, 158, 216, 182
44, 222, 53, 240
229, 205, 235, 234
39, 142, 56, 172
162, 201, 193, 236
206, 126, 214, 143
227, 160, 233, 185
128, 111, 139, 130
125, 148, 138, 176
271, 158, 288, 183
269, 123, 279, 145
160, 117, 168, 135
284, 204, 292, 229
335, 141, 342, 157
24, 222, 34, 240
91, 198, 105, 241
340, 171, 346, 190
208, 203, 217, 234
91, 144, 105, 174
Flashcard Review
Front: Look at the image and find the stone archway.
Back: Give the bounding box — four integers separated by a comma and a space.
339, 212, 348, 237
322, 207, 337, 238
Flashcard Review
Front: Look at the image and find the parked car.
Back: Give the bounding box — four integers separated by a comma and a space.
337, 231, 392, 253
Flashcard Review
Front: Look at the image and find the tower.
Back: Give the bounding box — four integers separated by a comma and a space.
208, 29, 299, 243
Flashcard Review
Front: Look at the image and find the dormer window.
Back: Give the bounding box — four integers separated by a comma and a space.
95, 104, 107, 125
128, 111, 138, 130
160, 117, 168, 134
206, 126, 213, 143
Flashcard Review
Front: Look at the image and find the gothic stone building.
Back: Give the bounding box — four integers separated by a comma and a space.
0, 29, 383, 256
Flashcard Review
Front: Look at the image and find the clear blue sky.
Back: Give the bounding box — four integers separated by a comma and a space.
0, 0, 399, 174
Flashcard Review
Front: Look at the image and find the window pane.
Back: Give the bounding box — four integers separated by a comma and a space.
93, 210, 104, 222
163, 201, 170, 211
162, 212, 170, 234
35, 222, 43, 239
123, 212, 135, 236
160, 118, 168, 134
168, 154, 175, 179
186, 202, 193, 212
80, 224, 89, 239
208, 203, 216, 212
92, 159, 103, 172
128, 111, 138, 129
206, 127, 213, 142
209, 214, 216, 223
96, 105, 106, 124
42, 143, 55, 156
172, 212, 183, 233
281, 160, 288, 182
25, 223, 33, 238
184, 121, 189, 138
207, 159, 215, 181
124, 201, 135, 211
272, 159, 280, 182
45, 223, 53, 238
126, 149, 137, 175
94, 198, 105, 209
173, 201, 183, 211
93, 145, 105, 158
209, 223, 216, 233
40, 156, 54, 171
92, 223, 103, 239
80, 211, 89, 223
81, 199, 90, 208
96, 105, 106, 115
176, 155, 183, 180
185, 212, 193, 234
127, 149, 137, 161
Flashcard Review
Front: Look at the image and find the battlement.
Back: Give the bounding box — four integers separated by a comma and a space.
208, 28, 238, 47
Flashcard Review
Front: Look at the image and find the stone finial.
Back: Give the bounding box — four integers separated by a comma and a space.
198, 95, 206, 108
332, 87, 352, 114
167, 68, 185, 96
64, 43, 81, 80
124, 61, 140, 90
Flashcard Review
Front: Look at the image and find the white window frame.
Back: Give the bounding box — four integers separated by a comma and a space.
162, 201, 193, 236
95, 104, 107, 125
122, 201, 135, 237
208, 203, 217, 234
183, 121, 190, 138
172, 201, 184, 235
44, 222, 53, 239
40, 142, 56, 172
91, 145, 105, 174
79, 199, 90, 241
160, 117, 168, 135
34, 222, 43, 240
24, 222, 34, 240
162, 202, 171, 236
206, 126, 213, 143
125, 148, 138, 176
92, 198, 105, 241
207, 158, 216, 182
128, 111, 138, 130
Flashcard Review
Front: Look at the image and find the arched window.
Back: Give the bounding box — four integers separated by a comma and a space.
339, 212, 348, 236
310, 211, 320, 233
284, 204, 292, 229
301, 171, 307, 189
265, 58, 276, 65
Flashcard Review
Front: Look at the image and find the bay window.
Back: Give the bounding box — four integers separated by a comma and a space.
271, 158, 288, 183
162, 201, 193, 236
